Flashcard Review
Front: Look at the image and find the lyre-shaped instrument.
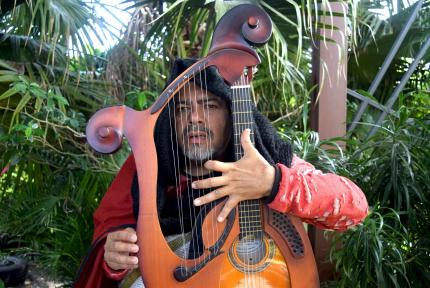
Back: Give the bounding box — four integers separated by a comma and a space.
86, 4, 319, 287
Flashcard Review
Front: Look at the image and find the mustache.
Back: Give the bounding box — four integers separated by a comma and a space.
183, 125, 213, 138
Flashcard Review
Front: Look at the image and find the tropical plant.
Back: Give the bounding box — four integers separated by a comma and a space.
1, 0, 428, 285
0, 0, 129, 281
329, 92, 430, 287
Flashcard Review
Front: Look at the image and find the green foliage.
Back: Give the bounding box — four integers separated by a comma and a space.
348, 107, 429, 211
331, 208, 410, 288
0, 0, 127, 282
0, 164, 113, 281
329, 93, 430, 287
0, 0, 428, 285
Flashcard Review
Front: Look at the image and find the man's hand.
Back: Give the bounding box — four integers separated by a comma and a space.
192, 129, 275, 222
104, 227, 139, 271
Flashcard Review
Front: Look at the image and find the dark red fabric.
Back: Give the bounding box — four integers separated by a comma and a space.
74, 155, 137, 288
102, 261, 129, 280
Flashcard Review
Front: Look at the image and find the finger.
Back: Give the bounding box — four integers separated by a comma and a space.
109, 228, 137, 243
106, 258, 139, 271
203, 160, 232, 172
106, 252, 139, 266
217, 198, 239, 222
241, 129, 256, 155
191, 175, 228, 189
194, 188, 227, 206
108, 241, 139, 254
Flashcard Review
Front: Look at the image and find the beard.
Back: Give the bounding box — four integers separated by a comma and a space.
180, 124, 216, 162
182, 145, 215, 162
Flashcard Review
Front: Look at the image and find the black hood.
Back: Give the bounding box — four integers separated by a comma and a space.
131, 58, 293, 222
155, 58, 293, 186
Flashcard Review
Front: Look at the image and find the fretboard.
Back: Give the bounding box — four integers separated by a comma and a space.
231, 78, 263, 240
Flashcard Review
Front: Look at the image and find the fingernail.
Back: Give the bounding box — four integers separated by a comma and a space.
217, 216, 223, 222
194, 199, 201, 206
132, 245, 139, 252
191, 182, 197, 189
132, 257, 138, 264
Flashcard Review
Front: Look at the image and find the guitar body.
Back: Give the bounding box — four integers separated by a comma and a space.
218, 206, 319, 288
86, 4, 319, 288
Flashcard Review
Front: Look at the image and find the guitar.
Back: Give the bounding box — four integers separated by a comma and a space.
86, 4, 319, 287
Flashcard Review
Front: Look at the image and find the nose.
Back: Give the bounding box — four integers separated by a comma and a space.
188, 106, 204, 124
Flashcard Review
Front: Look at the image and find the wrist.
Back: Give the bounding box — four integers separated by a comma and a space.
264, 164, 281, 204
263, 165, 276, 197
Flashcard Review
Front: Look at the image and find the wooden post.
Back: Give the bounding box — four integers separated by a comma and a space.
310, 1, 348, 282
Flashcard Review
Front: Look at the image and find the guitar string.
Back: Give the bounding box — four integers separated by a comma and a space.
236, 74, 250, 288
235, 74, 246, 288
202, 66, 221, 262
169, 67, 263, 286
198, 67, 210, 263
249, 74, 260, 288
231, 77, 243, 286
191, 72, 204, 260
185, 73, 201, 265
244, 74, 256, 288
241, 74, 252, 288
174, 75, 197, 267
169, 76, 186, 268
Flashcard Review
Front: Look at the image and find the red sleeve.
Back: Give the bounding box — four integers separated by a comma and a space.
268, 155, 368, 231
74, 155, 137, 287
102, 261, 129, 280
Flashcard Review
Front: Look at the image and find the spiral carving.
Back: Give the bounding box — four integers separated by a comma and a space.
241, 11, 272, 46
208, 4, 272, 56
85, 106, 125, 154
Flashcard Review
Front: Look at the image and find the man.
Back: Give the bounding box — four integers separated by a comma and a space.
74, 59, 368, 287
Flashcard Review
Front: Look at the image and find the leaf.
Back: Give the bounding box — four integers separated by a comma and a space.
0, 87, 19, 100
68, 119, 79, 129
0, 75, 19, 82
137, 91, 147, 109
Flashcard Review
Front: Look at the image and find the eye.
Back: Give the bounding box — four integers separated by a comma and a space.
176, 105, 189, 113
206, 103, 219, 109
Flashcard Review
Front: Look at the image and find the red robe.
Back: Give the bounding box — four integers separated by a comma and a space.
74, 155, 368, 287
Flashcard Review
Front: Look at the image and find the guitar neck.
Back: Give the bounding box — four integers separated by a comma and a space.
231, 78, 263, 240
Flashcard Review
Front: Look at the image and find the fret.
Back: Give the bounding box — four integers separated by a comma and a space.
239, 223, 263, 228
232, 99, 252, 102
238, 213, 261, 218
232, 111, 253, 114
233, 122, 254, 125
238, 214, 261, 218
231, 85, 251, 89
242, 226, 263, 235
239, 226, 263, 230
239, 211, 261, 215
238, 217, 261, 220
239, 224, 263, 229
239, 207, 260, 210
233, 132, 254, 136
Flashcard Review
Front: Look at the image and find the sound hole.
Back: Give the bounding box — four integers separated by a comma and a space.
235, 235, 266, 265
228, 234, 275, 273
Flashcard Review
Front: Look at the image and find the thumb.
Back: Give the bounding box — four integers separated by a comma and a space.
241, 129, 256, 155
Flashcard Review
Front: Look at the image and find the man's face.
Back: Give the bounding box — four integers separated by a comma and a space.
174, 84, 231, 162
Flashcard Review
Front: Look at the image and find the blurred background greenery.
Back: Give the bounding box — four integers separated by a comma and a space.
0, 0, 428, 286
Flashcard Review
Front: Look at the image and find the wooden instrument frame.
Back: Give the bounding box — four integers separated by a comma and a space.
86, 4, 319, 287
